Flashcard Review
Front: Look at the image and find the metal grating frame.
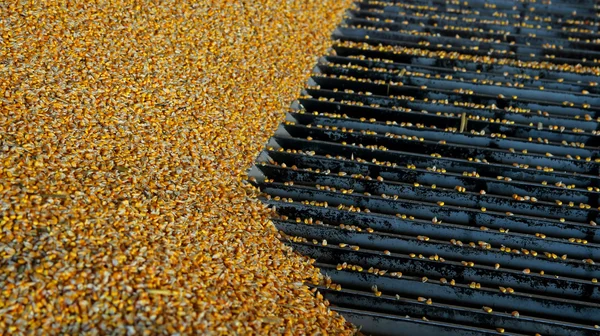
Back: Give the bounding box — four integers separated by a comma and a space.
249, 0, 600, 335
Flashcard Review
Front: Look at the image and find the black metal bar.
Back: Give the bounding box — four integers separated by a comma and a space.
276, 221, 599, 278
330, 44, 600, 80
291, 113, 596, 158
317, 265, 600, 323
316, 62, 600, 105
256, 182, 600, 242
322, 55, 600, 96
271, 137, 600, 189
259, 164, 596, 222
266, 149, 598, 202
315, 288, 599, 336
287, 243, 600, 302
355, 1, 600, 24
332, 307, 505, 336
269, 201, 600, 260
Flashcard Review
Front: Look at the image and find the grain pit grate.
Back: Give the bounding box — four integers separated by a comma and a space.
249, 0, 600, 335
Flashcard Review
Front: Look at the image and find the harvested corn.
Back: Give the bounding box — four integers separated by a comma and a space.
0, 0, 354, 334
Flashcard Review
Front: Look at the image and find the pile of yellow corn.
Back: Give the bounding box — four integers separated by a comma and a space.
0, 0, 355, 334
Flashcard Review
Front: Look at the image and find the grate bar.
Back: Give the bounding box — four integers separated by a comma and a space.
314, 287, 595, 336
268, 201, 599, 260
286, 243, 600, 302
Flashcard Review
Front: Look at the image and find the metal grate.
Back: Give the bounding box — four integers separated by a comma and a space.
249, 0, 600, 334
